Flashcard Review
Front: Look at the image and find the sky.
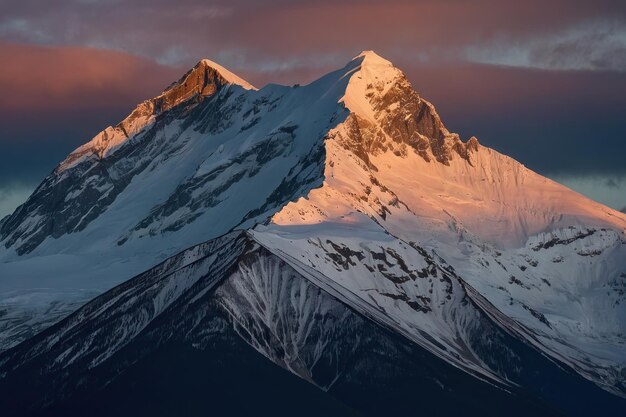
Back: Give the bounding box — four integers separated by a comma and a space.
1, 0, 625, 217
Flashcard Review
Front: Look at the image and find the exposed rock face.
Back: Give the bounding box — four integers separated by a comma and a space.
340, 52, 478, 166
155, 61, 225, 110
368, 73, 473, 165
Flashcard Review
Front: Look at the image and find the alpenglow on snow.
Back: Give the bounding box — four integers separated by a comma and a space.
0, 51, 625, 417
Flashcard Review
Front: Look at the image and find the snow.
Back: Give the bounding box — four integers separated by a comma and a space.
340, 51, 402, 123
200, 58, 256, 91
1, 50, 625, 396
215, 245, 362, 388
59, 59, 255, 171
250, 224, 507, 384
259, 51, 626, 394
0, 54, 357, 349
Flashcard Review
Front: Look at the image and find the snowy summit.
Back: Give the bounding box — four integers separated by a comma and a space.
0, 50, 625, 416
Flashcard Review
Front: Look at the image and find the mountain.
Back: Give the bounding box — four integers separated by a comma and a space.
0, 51, 625, 416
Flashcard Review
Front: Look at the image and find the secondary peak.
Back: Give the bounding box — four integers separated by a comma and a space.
198, 59, 256, 91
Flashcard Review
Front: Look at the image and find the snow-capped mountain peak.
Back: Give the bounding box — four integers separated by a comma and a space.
60, 58, 255, 168
197, 58, 256, 91
341, 50, 402, 121
157, 58, 256, 105
152, 58, 256, 111
339, 49, 473, 169
1, 50, 626, 412
351, 49, 396, 76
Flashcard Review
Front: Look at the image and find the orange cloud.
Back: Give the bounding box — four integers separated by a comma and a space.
0, 42, 179, 113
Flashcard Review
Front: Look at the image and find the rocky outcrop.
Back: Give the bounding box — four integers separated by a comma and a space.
149, 60, 232, 116
341, 52, 479, 166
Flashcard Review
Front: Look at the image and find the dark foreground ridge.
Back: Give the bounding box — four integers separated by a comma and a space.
1, 231, 623, 417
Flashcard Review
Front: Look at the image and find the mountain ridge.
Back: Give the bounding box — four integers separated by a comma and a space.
61, 58, 256, 168
0, 51, 625, 412
1, 229, 624, 416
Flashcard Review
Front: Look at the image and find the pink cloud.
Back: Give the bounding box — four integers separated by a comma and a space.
2, 1, 624, 71
0, 42, 179, 114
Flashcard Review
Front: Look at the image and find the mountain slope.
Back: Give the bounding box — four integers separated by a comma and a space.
0, 50, 625, 410
2, 231, 623, 417
0, 57, 355, 350
259, 51, 626, 395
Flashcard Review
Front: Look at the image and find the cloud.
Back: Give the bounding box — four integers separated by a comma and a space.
1, 0, 624, 71
0, 184, 33, 219
466, 21, 626, 72
0, 42, 179, 114
551, 175, 626, 211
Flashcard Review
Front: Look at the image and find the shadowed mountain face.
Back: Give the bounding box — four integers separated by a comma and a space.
0, 51, 625, 415
0, 60, 260, 255
1, 231, 623, 417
